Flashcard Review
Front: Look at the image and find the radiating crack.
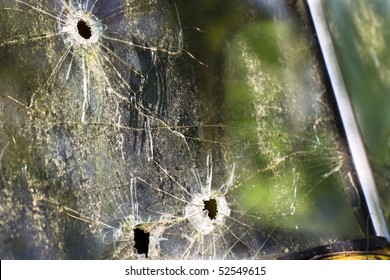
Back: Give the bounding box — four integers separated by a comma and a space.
0, 0, 365, 259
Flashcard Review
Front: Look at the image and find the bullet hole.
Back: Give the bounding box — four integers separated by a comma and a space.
203, 199, 218, 220
77, 20, 92, 39
133, 228, 150, 257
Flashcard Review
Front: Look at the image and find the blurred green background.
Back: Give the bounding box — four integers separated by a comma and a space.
324, 0, 390, 231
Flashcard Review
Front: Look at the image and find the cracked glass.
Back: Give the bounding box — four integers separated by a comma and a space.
0, 0, 366, 259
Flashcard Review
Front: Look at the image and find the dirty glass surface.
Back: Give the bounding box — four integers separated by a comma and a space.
322, 0, 390, 231
0, 0, 365, 259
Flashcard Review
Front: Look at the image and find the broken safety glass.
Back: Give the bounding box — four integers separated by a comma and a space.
0, 0, 387, 259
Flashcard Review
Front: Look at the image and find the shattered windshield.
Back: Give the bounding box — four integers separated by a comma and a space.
0, 0, 366, 259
